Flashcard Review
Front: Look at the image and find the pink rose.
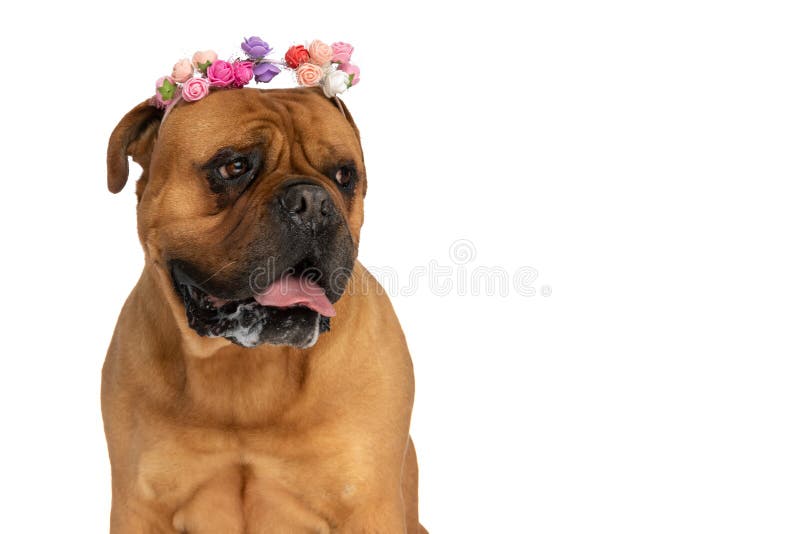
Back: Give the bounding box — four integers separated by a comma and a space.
338, 63, 360, 86
192, 50, 218, 72
330, 42, 353, 63
206, 60, 235, 87
154, 75, 177, 107
232, 60, 254, 87
171, 58, 193, 83
307, 40, 333, 66
296, 62, 324, 86
182, 77, 210, 102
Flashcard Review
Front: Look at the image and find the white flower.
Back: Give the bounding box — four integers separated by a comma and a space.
322, 70, 351, 98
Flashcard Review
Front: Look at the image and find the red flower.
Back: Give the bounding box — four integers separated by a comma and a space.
284, 45, 310, 69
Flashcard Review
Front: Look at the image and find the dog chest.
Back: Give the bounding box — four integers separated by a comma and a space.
134, 430, 371, 532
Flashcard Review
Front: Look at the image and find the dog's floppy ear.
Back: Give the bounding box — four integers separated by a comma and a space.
330, 96, 361, 144
107, 100, 164, 194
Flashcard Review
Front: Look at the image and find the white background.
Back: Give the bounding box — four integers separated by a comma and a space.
1, 1, 799, 532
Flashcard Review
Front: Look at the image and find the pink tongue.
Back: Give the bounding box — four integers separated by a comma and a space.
253, 275, 336, 317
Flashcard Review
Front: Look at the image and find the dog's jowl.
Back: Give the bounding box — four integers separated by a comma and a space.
102, 86, 425, 533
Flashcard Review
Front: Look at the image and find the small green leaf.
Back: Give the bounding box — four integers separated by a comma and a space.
157, 78, 177, 100
198, 60, 212, 75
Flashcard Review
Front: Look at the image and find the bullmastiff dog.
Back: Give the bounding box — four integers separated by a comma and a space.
102, 86, 425, 533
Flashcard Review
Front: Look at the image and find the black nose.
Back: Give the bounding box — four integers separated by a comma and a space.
280, 183, 333, 227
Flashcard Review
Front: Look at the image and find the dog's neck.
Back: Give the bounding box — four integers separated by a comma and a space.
127, 265, 320, 425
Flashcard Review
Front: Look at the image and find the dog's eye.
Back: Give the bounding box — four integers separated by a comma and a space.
218, 158, 250, 180
335, 166, 355, 188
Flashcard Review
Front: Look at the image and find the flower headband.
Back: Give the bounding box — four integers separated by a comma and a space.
151, 37, 360, 111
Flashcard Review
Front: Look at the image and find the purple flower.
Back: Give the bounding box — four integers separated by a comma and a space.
241, 36, 272, 59
253, 62, 281, 83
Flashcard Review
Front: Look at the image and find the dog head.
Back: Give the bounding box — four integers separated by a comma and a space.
107, 87, 365, 349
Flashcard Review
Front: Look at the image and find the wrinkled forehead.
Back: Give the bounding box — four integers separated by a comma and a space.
156, 87, 360, 161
